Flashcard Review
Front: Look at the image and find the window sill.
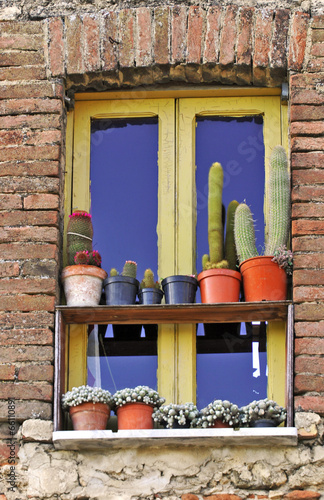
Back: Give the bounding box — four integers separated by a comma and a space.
52, 427, 298, 450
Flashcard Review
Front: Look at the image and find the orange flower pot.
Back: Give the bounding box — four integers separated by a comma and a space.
197, 269, 241, 303
211, 419, 231, 428
239, 256, 287, 302
117, 402, 154, 430
69, 402, 110, 430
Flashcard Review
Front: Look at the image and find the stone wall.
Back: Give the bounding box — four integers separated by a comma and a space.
0, 1, 323, 499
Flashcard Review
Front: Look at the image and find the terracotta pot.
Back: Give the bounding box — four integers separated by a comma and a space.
62, 265, 107, 306
239, 256, 287, 302
198, 268, 241, 303
69, 402, 110, 430
211, 419, 231, 428
116, 402, 154, 430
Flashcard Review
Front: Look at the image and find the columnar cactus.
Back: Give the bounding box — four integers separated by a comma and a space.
202, 162, 239, 271
265, 146, 290, 255
234, 203, 259, 263
67, 211, 93, 265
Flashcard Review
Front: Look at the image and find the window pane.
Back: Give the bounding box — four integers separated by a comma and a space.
195, 116, 267, 407
89, 117, 159, 392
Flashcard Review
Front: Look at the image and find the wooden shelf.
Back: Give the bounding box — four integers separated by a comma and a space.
56, 300, 291, 325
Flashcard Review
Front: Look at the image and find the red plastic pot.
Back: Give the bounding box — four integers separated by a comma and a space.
69, 402, 110, 430
197, 268, 241, 303
239, 256, 287, 302
116, 402, 154, 430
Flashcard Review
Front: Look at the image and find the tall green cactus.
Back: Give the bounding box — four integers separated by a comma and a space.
234, 203, 259, 263
265, 146, 290, 255
67, 211, 93, 265
202, 162, 239, 271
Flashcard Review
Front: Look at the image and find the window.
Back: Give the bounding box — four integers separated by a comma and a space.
63, 90, 288, 414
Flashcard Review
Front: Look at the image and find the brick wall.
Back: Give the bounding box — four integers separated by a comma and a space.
0, 6, 323, 422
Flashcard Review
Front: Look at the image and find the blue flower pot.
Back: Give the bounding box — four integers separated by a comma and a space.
161, 275, 197, 304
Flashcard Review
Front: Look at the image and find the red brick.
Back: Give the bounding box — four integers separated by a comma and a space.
288, 12, 310, 71
0, 98, 62, 116
0, 440, 19, 466
0, 65, 46, 81
118, 9, 135, 68
292, 203, 324, 219
24, 194, 59, 210
0, 130, 24, 147
25, 130, 62, 146
292, 236, 324, 252
293, 168, 324, 184
136, 8, 152, 67
295, 303, 324, 321
181, 495, 199, 500
295, 355, 324, 372
0, 144, 60, 163
291, 121, 324, 136
295, 374, 324, 393
219, 5, 238, 66
291, 88, 324, 105
153, 7, 169, 65
295, 338, 324, 355
292, 185, 324, 203
291, 152, 324, 169
291, 105, 324, 121
0, 346, 53, 363
0, 21, 43, 35
284, 491, 320, 500
18, 364, 53, 382
307, 59, 324, 72
0, 278, 56, 295
312, 15, 324, 28
0, 243, 58, 260
83, 14, 100, 72
295, 322, 324, 337
271, 9, 289, 69
290, 73, 322, 88
253, 9, 273, 83
48, 17, 64, 77
0, 33, 43, 50
203, 6, 221, 63
171, 5, 187, 64
66, 15, 84, 74
0, 161, 59, 178
0, 382, 52, 401
236, 7, 254, 83
0, 50, 44, 67
0, 176, 59, 194
21, 260, 57, 278
292, 137, 324, 152
0, 263, 19, 278
293, 270, 324, 286
295, 395, 324, 415
0, 365, 15, 381
293, 253, 324, 268
0, 81, 63, 100
292, 220, 324, 236
0, 328, 53, 345
0, 294, 55, 312
0, 211, 58, 227
0, 195, 22, 210
0, 400, 52, 421
312, 43, 324, 57
0, 311, 54, 329
203, 496, 242, 500
102, 11, 118, 71
0, 114, 61, 130
187, 6, 204, 64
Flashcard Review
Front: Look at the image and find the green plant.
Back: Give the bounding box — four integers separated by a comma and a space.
272, 245, 293, 275
110, 268, 119, 277
153, 403, 199, 428
196, 399, 240, 428
239, 398, 287, 426
121, 260, 137, 279
202, 162, 239, 271
61, 385, 113, 410
112, 385, 165, 409
140, 269, 161, 289
67, 211, 93, 265
234, 146, 290, 263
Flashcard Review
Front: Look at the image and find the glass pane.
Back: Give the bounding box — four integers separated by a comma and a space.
195, 115, 267, 408
88, 117, 159, 392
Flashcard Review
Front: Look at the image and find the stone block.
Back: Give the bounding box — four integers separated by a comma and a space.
21, 419, 53, 442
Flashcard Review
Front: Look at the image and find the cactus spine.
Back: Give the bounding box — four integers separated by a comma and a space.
202, 162, 239, 271
234, 203, 259, 263
122, 260, 137, 279
265, 146, 290, 255
140, 269, 160, 289
67, 211, 93, 265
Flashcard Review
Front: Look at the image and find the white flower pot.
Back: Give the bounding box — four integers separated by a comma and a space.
61, 265, 107, 306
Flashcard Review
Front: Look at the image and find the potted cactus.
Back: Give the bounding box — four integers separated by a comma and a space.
138, 269, 164, 340
153, 402, 199, 429
195, 399, 240, 428
234, 146, 290, 301
239, 398, 287, 427
61, 211, 107, 306
197, 162, 241, 304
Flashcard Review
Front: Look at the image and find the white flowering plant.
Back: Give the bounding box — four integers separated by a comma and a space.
239, 398, 287, 426
272, 245, 293, 275
61, 385, 113, 411
153, 403, 199, 429
195, 399, 240, 428
112, 385, 165, 410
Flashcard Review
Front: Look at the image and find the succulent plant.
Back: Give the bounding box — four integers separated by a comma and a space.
140, 269, 161, 290
61, 385, 113, 410
239, 398, 287, 426
153, 403, 199, 428
234, 146, 290, 264
121, 260, 137, 279
74, 250, 91, 265
272, 245, 293, 275
67, 211, 93, 265
202, 162, 239, 271
110, 268, 119, 277
196, 399, 240, 428
112, 385, 165, 410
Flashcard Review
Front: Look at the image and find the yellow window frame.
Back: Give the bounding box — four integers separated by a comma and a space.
64, 91, 288, 408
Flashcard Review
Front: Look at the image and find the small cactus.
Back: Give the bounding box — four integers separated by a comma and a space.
74, 250, 90, 265
110, 268, 119, 277
89, 250, 102, 267
121, 260, 137, 279
140, 269, 160, 289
